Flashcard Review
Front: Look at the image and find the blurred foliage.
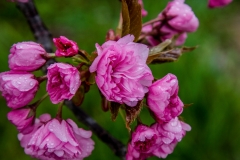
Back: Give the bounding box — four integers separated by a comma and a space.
0, 0, 240, 160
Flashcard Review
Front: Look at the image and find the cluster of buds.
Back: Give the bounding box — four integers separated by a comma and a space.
125, 74, 190, 160
0, 37, 94, 159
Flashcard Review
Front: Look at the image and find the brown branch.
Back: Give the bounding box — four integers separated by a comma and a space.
16, 0, 126, 159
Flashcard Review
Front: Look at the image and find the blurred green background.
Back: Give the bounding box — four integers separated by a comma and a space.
0, 0, 240, 159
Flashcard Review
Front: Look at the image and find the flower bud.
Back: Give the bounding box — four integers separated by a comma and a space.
147, 73, 183, 123
0, 71, 39, 109
9, 42, 47, 72
7, 108, 34, 133
208, 0, 232, 8
47, 63, 81, 104
53, 36, 79, 57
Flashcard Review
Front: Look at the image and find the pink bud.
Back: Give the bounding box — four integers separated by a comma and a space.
53, 36, 79, 57
9, 42, 47, 72
141, 0, 199, 46
208, 0, 232, 8
126, 124, 160, 160
138, 0, 148, 17
0, 71, 39, 109
47, 63, 81, 104
7, 108, 34, 133
151, 117, 191, 158
89, 34, 153, 107
161, 0, 199, 32
18, 114, 94, 160
147, 74, 183, 122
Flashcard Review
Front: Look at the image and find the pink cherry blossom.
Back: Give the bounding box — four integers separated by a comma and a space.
142, 0, 199, 46
0, 71, 39, 109
7, 108, 34, 133
89, 35, 153, 107
47, 63, 81, 104
208, 0, 232, 8
126, 124, 160, 160
9, 42, 47, 72
53, 36, 79, 57
151, 117, 191, 158
147, 73, 184, 123
18, 114, 94, 160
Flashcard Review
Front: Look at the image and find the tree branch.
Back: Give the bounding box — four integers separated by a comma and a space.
16, 0, 126, 159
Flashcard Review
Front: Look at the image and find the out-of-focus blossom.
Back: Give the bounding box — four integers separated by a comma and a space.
141, 0, 199, 46
151, 117, 191, 158
9, 42, 47, 72
89, 34, 153, 107
147, 73, 183, 122
126, 124, 159, 160
0, 71, 38, 109
11, 0, 29, 3
138, 0, 148, 17
7, 108, 34, 133
18, 114, 94, 160
53, 36, 79, 57
47, 63, 81, 104
208, 0, 232, 8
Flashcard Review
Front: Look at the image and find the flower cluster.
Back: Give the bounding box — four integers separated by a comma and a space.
142, 0, 199, 46
126, 74, 190, 159
4, 0, 232, 159
0, 37, 94, 159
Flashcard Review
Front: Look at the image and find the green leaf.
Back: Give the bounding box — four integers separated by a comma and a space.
121, 0, 130, 37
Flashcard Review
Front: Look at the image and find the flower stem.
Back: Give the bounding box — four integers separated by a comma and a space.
142, 17, 163, 27
36, 75, 47, 83
46, 53, 56, 59
30, 93, 49, 110
56, 101, 64, 121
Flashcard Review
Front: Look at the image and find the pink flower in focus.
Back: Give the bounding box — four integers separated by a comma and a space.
0, 71, 39, 109
126, 124, 160, 160
53, 36, 79, 57
18, 114, 94, 160
7, 108, 34, 133
47, 63, 81, 104
208, 0, 232, 8
147, 73, 183, 123
142, 0, 199, 46
89, 35, 153, 107
9, 42, 47, 72
138, 0, 148, 17
151, 117, 191, 158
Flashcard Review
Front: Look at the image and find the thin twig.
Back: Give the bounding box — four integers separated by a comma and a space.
16, 0, 126, 159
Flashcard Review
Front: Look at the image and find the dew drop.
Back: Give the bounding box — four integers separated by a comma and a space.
17, 81, 21, 85
30, 82, 33, 86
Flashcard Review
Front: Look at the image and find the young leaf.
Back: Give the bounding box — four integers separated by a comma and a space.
121, 0, 130, 37
72, 85, 85, 107
126, 0, 142, 41
125, 100, 143, 131
110, 102, 121, 121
